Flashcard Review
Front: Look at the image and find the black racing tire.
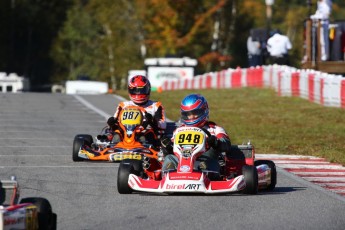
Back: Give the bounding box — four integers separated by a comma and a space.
255, 160, 277, 191
121, 159, 143, 175
117, 159, 144, 194
117, 161, 134, 194
72, 134, 93, 162
20, 197, 57, 230
242, 165, 258, 195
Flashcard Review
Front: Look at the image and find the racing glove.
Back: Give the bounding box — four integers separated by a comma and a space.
207, 135, 218, 149
160, 136, 173, 156
107, 117, 118, 130
143, 112, 154, 128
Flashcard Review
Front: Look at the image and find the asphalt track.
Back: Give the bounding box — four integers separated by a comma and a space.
0, 93, 344, 230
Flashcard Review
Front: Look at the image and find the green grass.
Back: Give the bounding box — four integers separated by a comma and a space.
115, 88, 345, 166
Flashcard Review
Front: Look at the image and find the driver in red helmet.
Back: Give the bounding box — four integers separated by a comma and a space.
107, 75, 167, 146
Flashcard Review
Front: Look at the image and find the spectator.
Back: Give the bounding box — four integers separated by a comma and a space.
247, 35, 262, 67
267, 30, 292, 65
310, 0, 332, 61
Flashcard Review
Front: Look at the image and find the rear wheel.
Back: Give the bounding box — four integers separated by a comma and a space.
20, 197, 57, 230
242, 165, 258, 194
255, 160, 277, 191
72, 134, 93, 162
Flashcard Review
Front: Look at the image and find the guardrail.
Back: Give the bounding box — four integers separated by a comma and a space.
161, 65, 345, 109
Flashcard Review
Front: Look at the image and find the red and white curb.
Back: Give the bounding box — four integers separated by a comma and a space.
256, 154, 345, 197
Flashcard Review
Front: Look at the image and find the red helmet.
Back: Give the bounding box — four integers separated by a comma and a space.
128, 75, 151, 105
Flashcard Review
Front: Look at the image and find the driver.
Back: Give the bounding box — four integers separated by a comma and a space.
161, 94, 231, 173
107, 75, 167, 146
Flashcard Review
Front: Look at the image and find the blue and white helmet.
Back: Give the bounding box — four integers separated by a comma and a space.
180, 94, 209, 127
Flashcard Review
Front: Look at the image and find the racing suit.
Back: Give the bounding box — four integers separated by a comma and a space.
108, 100, 167, 146
161, 121, 231, 173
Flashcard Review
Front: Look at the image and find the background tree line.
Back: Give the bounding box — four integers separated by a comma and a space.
1, 0, 344, 90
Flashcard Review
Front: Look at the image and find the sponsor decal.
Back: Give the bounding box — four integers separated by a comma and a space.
25, 206, 38, 229
166, 183, 202, 190
179, 165, 190, 172
79, 149, 94, 158
109, 153, 142, 161
4, 215, 25, 227
170, 175, 200, 180
129, 178, 135, 188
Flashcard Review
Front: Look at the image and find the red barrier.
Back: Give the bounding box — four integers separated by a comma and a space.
277, 71, 283, 96
246, 68, 254, 87
308, 74, 315, 102
246, 67, 263, 87
291, 72, 300, 97
163, 81, 168, 91
231, 69, 242, 88
205, 74, 212, 89
171, 81, 176, 91
341, 80, 345, 108
256, 67, 263, 87
184, 78, 188, 89
320, 78, 324, 105
199, 76, 203, 89
216, 71, 223, 89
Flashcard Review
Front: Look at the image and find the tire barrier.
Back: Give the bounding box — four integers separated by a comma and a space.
161, 65, 345, 109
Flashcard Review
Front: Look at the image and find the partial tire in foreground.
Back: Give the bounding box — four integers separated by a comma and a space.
117, 160, 143, 194
242, 165, 258, 194
255, 160, 277, 191
20, 197, 57, 230
72, 134, 93, 162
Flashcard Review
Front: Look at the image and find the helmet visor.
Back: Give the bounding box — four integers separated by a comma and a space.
128, 86, 150, 95
181, 109, 205, 120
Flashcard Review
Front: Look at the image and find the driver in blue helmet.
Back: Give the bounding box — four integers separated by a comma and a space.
161, 94, 232, 174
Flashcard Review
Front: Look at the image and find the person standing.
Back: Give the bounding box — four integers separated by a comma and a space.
310, 0, 332, 61
247, 35, 262, 67
266, 30, 292, 65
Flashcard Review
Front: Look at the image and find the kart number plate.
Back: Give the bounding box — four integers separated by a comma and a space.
121, 108, 142, 125
174, 131, 204, 145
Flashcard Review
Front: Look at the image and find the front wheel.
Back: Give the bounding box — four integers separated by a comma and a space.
117, 161, 133, 194
242, 165, 258, 194
20, 197, 57, 230
72, 134, 93, 162
255, 160, 277, 191
117, 159, 144, 194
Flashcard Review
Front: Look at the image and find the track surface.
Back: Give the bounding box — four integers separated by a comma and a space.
0, 93, 344, 230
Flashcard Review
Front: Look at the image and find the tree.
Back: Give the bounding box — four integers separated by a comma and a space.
0, 0, 72, 89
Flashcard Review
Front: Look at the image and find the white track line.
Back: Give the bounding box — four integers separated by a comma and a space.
0, 165, 120, 168
74, 95, 110, 119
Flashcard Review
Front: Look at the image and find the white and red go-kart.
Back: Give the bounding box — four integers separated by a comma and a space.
0, 177, 57, 230
117, 126, 277, 194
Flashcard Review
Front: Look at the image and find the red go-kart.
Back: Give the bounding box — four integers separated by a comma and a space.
117, 126, 276, 194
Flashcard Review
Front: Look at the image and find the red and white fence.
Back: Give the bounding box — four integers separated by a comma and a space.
161, 65, 345, 109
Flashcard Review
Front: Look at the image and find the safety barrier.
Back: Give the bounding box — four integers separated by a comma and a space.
161, 65, 345, 109
0, 72, 30, 93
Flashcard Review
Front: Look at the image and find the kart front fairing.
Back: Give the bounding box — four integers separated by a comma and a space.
76, 106, 159, 162
127, 126, 247, 194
